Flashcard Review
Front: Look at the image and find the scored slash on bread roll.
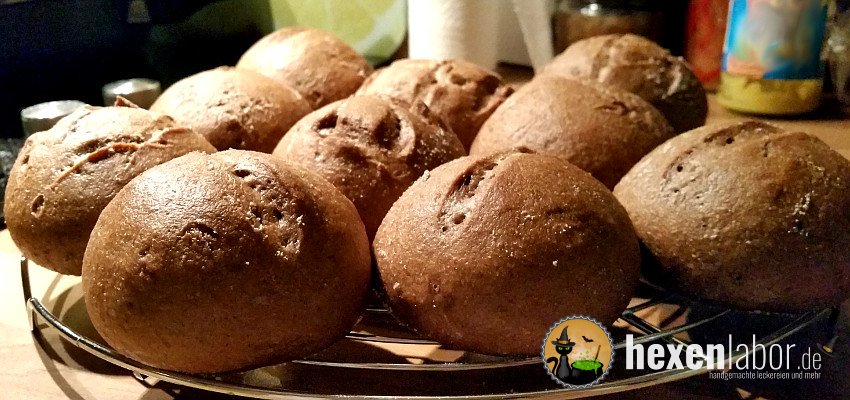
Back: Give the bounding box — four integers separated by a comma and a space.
82, 150, 371, 373
540, 34, 708, 134
614, 121, 850, 312
374, 150, 641, 356
150, 67, 311, 153
237, 27, 373, 109
4, 99, 215, 275
274, 94, 466, 238
356, 59, 514, 150
471, 75, 674, 189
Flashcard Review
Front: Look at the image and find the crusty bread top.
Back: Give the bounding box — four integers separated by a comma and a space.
274, 95, 465, 237
151, 66, 311, 152
541, 34, 707, 133
4, 100, 215, 275
374, 150, 641, 355
357, 59, 513, 150
82, 150, 371, 373
237, 27, 373, 108
614, 120, 850, 311
471, 75, 674, 188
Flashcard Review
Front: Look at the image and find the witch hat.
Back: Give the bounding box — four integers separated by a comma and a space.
552, 326, 576, 346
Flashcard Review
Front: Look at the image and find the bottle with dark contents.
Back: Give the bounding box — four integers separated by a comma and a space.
552, 0, 665, 54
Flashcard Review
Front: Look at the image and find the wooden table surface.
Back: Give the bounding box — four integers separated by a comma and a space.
1, 84, 849, 399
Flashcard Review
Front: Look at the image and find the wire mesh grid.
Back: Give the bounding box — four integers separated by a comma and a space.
20, 257, 834, 399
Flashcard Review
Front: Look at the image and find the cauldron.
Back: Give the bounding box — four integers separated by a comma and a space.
569, 359, 603, 384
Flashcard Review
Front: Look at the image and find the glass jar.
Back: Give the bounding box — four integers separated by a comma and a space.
829, 10, 850, 113
718, 0, 829, 115
552, 0, 665, 54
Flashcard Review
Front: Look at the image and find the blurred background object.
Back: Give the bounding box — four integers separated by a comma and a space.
685, 0, 729, 91
551, 0, 665, 54
407, 0, 499, 69
512, 0, 555, 70
512, 0, 686, 72
20, 100, 86, 136
830, 7, 850, 113
102, 79, 161, 109
0, 0, 406, 140
267, 0, 406, 66
496, 0, 535, 66
6, 0, 847, 140
718, 0, 829, 115
0, 0, 273, 139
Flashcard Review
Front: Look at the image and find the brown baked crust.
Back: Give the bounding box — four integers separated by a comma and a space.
150, 67, 311, 153
613, 121, 850, 312
274, 95, 465, 238
356, 59, 514, 150
237, 27, 373, 108
82, 150, 371, 373
470, 75, 674, 188
373, 150, 641, 356
540, 34, 708, 133
3, 103, 215, 275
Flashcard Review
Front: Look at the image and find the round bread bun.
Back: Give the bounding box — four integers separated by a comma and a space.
540, 34, 707, 133
82, 150, 371, 373
274, 95, 465, 238
150, 67, 311, 153
356, 59, 514, 150
237, 27, 373, 109
614, 121, 850, 312
4, 99, 215, 275
374, 150, 641, 356
470, 76, 673, 189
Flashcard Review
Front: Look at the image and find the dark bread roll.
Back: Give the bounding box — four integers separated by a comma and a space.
150, 67, 311, 153
540, 34, 707, 133
614, 121, 850, 312
470, 75, 673, 188
237, 27, 373, 108
274, 95, 465, 238
4, 100, 215, 275
374, 150, 641, 356
356, 59, 514, 150
82, 150, 371, 373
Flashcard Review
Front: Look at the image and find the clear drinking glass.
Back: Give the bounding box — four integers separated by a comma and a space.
829, 11, 850, 112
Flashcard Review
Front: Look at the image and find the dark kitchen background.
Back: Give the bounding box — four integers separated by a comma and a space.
0, 0, 274, 139
0, 0, 690, 140
3, 0, 849, 140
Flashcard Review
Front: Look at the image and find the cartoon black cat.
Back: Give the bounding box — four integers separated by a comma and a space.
546, 326, 603, 385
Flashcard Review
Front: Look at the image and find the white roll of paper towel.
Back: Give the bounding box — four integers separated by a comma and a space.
407, 0, 500, 69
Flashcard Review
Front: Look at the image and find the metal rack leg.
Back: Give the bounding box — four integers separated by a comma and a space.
818, 306, 842, 357
19, 257, 37, 332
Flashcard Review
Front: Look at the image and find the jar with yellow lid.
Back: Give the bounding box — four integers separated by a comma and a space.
718, 0, 829, 115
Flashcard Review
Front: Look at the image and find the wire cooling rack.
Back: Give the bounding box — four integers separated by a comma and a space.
20, 257, 836, 399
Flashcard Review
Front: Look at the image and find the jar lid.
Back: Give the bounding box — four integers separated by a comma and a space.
20, 100, 87, 136
102, 78, 161, 109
